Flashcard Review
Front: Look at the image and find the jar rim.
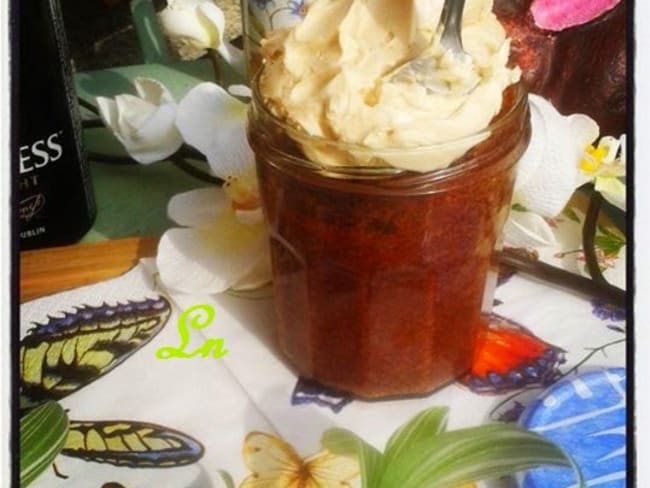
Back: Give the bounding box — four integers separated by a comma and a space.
249, 67, 529, 178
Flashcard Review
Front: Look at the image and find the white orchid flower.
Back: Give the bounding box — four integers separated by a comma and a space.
156, 82, 271, 294
96, 77, 183, 164
159, 0, 244, 72
578, 134, 626, 211
175, 82, 253, 177
503, 94, 599, 248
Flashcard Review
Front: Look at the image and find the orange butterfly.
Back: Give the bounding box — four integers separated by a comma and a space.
460, 313, 565, 394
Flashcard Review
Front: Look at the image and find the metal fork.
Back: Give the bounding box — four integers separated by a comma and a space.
389, 0, 478, 95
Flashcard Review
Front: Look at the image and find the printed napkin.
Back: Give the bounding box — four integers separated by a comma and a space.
20, 261, 275, 487
19, 211, 626, 487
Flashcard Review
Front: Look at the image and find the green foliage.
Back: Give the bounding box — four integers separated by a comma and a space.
75, 61, 217, 106
130, 0, 171, 64
379, 406, 449, 482
511, 203, 528, 212
20, 401, 69, 487
321, 428, 382, 488
322, 406, 583, 488
595, 224, 626, 256
562, 206, 581, 223
216, 469, 236, 488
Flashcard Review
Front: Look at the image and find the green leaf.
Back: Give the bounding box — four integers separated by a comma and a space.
216, 469, 236, 488
321, 428, 383, 488
511, 203, 528, 212
597, 223, 611, 236
247, 3, 268, 43
20, 401, 69, 487
130, 0, 171, 64
83, 127, 131, 157
562, 206, 582, 223
380, 406, 449, 481
378, 423, 583, 488
75, 61, 217, 106
594, 233, 626, 256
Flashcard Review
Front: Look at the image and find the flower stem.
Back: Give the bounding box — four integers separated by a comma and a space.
582, 191, 606, 282
78, 97, 99, 115
88, 141, 222, 184
179, 144, 207, 161
561, 338, 626, 377
496, 248, 625, 308
81, 119, 105, 129
169, 156, 223, 185
87, 151, 136, 165
207, 49, 222, 83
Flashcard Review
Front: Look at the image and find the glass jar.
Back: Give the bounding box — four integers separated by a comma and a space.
248, 81, 531, 399
240, 0, 309, 78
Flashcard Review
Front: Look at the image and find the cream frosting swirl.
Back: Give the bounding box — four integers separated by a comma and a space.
259, 0, 520, 172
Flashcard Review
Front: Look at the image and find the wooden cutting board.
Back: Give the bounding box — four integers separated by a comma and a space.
19, 236, 159, 303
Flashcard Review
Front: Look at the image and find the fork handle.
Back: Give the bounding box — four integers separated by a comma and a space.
440, 0, 466, 52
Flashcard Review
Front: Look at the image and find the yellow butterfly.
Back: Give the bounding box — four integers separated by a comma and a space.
240, 431, 360, 488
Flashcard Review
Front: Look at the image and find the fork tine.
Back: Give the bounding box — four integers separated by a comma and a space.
387, 0, 477, 95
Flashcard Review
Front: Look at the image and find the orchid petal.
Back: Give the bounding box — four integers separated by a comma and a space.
96, 97, 119, 135
217, 44, 246, 77
567, 113, 600, 148
599, 136, 620, 163
176, 82, 254, 178
235, 208, 265, 226
228, 84, 252, 99
197, 2, 245, 69
159, 0, 244, 69
157, 210, 268, 294
514, 95, 599, 217
96, 79, 182, 164
115, 94, 155, 135
575, 168, 593, 188
159, 8, 210, 45
133, 77, 175, 105
513, 96, 547, 191
196, 1, 225, 45
503, 209, 558, 248
124, 103, 184, 164
167, 187, 231, 227
230, 248, 273, 290
595, 177, 626, 211
159, 0, 218, 58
